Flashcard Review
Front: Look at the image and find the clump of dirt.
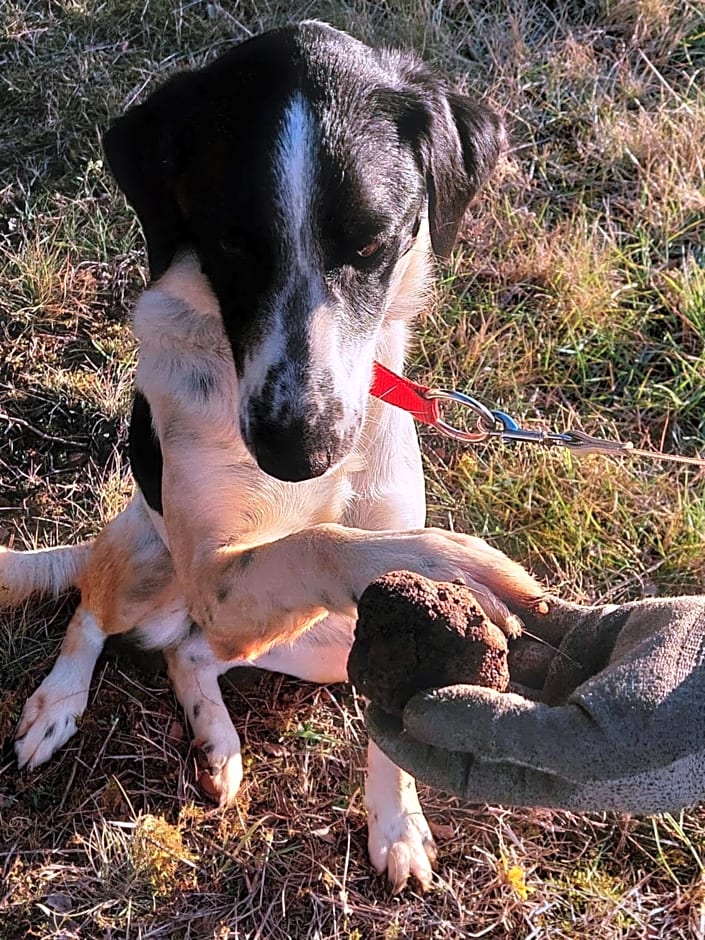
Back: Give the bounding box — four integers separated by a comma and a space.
348, 571, 510, 716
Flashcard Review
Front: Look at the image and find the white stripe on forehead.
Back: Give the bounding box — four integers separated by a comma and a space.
274, 93, 317, 246
237, 93, 321, 425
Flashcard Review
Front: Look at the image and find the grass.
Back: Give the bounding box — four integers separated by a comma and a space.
1, 0, 704, 936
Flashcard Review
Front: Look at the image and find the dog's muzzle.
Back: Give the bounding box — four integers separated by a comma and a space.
246, 411, 356, 482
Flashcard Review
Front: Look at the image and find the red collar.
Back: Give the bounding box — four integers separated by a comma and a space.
369, 361, 440, 426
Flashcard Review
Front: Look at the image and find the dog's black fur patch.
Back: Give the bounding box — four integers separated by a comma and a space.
129, 392, 163, 514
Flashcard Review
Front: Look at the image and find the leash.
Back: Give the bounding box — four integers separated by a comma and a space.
370, 362, 705, 468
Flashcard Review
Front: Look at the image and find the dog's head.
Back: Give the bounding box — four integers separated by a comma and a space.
104, 22, 504, 482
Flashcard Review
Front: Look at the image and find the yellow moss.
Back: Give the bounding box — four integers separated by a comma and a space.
129, 814, 197, 897
552, 863, 635, 930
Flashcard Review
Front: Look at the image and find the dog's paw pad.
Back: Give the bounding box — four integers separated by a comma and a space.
15, 685, 86, 770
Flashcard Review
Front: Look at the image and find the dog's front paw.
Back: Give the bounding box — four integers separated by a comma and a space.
195, 735, 243, 807
366, 779, 437, 892
418, 529, 547, 639
15, 679, 88, 770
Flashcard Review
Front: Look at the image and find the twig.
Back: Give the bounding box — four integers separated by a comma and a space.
0, 409, 74, 446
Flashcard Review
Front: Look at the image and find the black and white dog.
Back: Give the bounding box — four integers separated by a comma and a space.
2, 22, 543, 891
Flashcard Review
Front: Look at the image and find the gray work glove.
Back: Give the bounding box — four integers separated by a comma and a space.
366, 595, 705, 814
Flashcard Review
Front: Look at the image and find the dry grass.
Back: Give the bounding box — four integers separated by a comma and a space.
1, 0, 704, 937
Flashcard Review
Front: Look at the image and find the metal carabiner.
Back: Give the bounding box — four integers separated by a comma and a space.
488, 410, 556, 445
487, 411, 632, 452
553, 429, 635, 456
423, 388, 498, 442
421, 394, 570, 447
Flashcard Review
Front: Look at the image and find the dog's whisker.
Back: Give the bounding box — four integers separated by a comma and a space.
518, 629, 582, 668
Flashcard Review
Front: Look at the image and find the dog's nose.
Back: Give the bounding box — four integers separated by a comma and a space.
250, 420, 333, 482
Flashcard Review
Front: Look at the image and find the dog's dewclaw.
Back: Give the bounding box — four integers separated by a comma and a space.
348, 571, 509, 716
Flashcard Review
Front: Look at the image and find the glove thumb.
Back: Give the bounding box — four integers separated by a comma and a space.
404, 685, 537, 753
404, 684, 605, 779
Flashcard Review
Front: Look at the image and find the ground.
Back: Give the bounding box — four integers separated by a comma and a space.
1, 0, 704, 937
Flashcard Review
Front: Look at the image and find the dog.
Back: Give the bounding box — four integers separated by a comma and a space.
1, 22, 544, 892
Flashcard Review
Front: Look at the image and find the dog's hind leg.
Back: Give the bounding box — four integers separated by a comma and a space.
15, 605, 105, 769
15, 496, 188, 769
365, 741, 436, 893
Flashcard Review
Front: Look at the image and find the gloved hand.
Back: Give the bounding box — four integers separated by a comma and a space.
366, 595, 705, 814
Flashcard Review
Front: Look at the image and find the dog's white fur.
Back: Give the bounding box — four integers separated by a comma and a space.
3, 249, 543, 892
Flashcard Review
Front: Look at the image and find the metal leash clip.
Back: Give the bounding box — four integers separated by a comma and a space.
488, 411, 634, 457
424, 388, 705, 467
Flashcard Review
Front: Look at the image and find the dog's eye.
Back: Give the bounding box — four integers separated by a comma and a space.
218, 233, 255, 259
355, 238, 384, 260
219, 238, 246, 255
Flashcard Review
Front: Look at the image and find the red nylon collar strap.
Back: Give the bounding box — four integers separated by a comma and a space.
369, 361, 440, 425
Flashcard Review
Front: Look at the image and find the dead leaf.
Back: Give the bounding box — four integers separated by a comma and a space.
311, 825, 335, 844
428, 819, 455, 841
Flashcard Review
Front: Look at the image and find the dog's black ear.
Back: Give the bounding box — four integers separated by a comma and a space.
422, 91, 505, 259
102, 77, 191, 279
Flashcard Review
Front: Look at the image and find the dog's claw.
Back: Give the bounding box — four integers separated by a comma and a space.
395, 834, 437, 893
195, 739, 243, 806
366, 792, 437, 892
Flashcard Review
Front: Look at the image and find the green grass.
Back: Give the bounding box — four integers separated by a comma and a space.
1, 0, 705, 937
